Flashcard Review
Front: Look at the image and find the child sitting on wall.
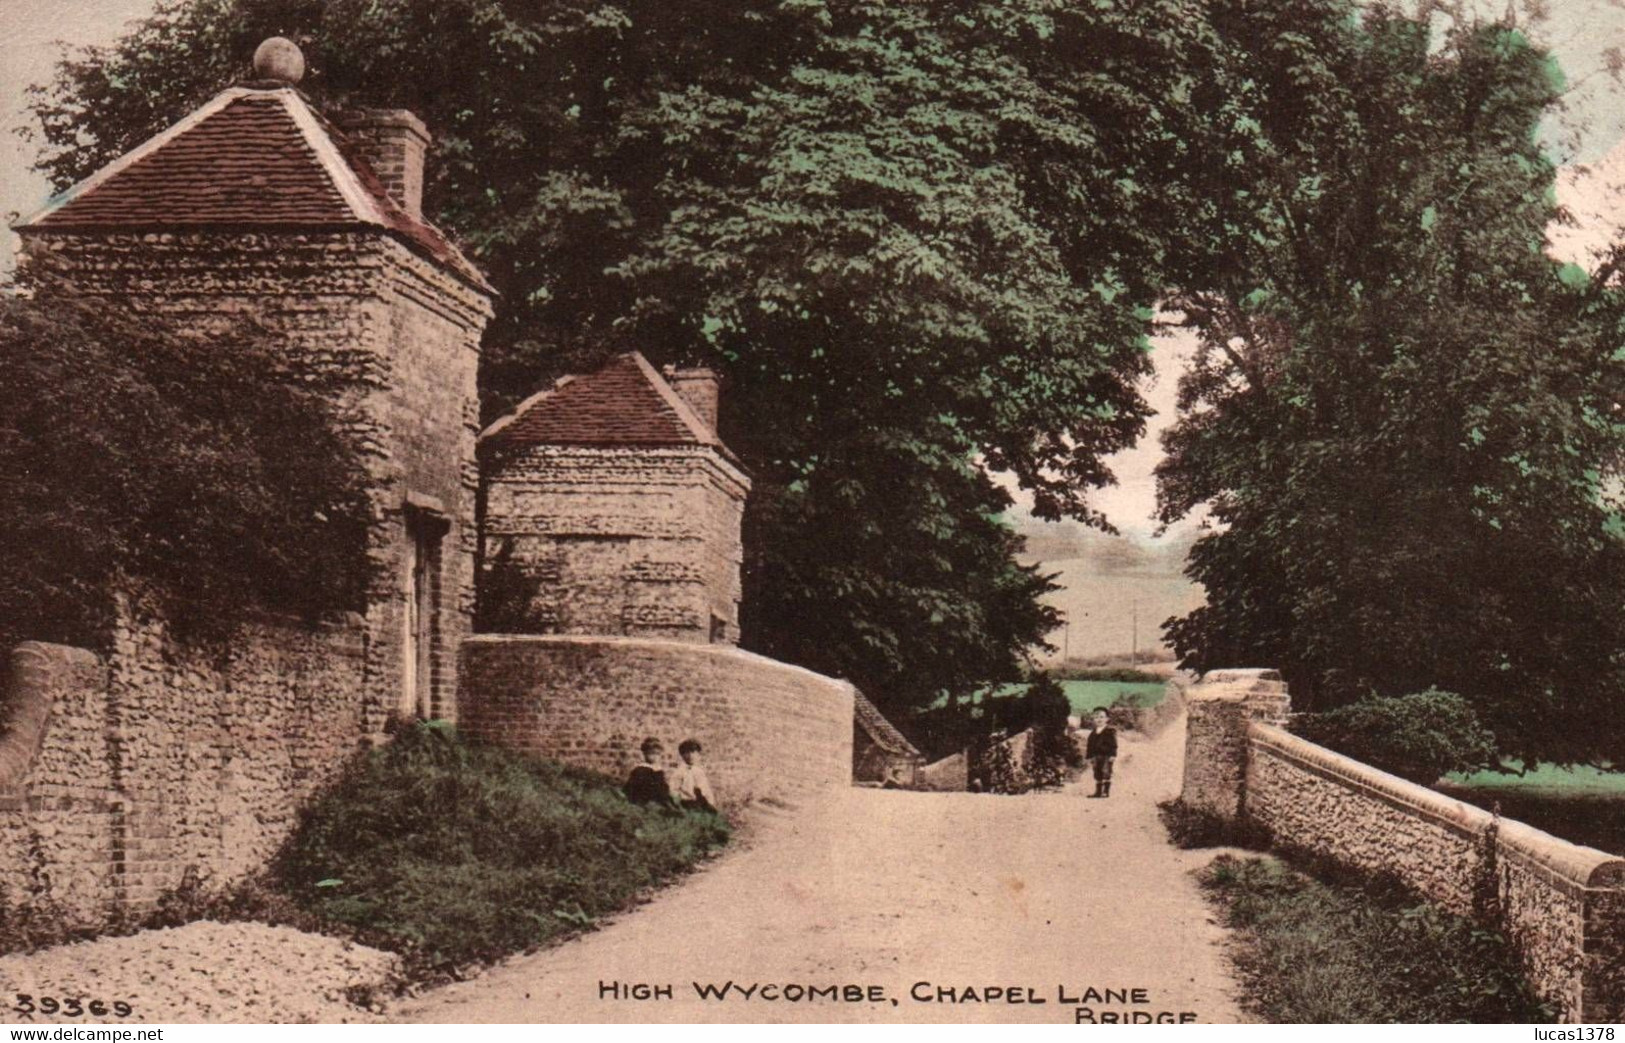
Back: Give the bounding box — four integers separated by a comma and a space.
1085, 706, 1118, 798
671, 738, 718, 813
624, 737, 675, 807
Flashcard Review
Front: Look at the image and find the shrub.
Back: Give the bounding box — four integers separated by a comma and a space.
1198, 853, 1553, 1023
981, 734, 1022, 794
1022, 673, 1080, 787
1054, 666, 1165, 684
0, 286, 371, 650
1292, 689, 1497, 784
276, 723, 729, 978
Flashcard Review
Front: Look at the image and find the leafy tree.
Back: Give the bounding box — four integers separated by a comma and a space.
0, 284, 371, 651
1294, 689, 1499, 784
1156, 8, 1625, 764
24, 0, 1285, 711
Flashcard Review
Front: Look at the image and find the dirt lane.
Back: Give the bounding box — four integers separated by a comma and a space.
395, 716, 1243, 1024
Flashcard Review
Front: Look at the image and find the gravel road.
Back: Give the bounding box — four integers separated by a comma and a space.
0, 922, 396, 1023
394, 713, 1243, 1024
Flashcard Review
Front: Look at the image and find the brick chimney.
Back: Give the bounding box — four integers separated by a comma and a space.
664, 366, 721, 433
335, 109, 430, 220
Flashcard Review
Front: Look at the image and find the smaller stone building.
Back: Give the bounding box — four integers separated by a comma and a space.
853, 690, 925, 786
479, 352, 749, 644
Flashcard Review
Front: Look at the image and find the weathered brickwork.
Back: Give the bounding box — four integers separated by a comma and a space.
17, 231, 492, 724
1182, 669, 1625, 1022
457, 635, 852, 809
481, 447, 749, 644
0, 610, 368, 927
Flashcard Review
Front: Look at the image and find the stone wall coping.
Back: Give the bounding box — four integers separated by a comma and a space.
1205, 668, 1283, 683
463, 633, 853, 692
1186, 669, 1289, 702
0, 642, 105, 794
1250, 723, 1625, 891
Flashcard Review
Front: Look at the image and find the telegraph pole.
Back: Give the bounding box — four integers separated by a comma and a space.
1131, 602, 1138, 666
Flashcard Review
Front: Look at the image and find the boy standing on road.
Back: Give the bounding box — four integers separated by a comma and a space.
1085, 707, 1118, 798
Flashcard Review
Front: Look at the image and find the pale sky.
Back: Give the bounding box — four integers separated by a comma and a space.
3, 0, 1624, 537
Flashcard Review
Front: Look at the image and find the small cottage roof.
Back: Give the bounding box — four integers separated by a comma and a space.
15, 86, 491, 294
481, 351, 736, 457
854, 690, 924, 761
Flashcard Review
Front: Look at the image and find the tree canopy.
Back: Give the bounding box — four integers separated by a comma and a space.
30, 0, 1620, 744
0, 286, 371, 652
1156, 9, 1625, 764
25, 0, 1295, 710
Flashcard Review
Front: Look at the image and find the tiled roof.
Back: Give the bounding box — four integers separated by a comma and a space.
17, 87, 490, 293
854, 690, 924, 760
482, 352, 728, 453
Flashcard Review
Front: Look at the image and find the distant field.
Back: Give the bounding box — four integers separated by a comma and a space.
1445, 763, 1625, 794
1063, 679, 1167, 712
1437, 763, 1625, 855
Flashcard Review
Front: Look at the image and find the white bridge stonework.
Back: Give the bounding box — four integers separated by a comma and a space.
1182, 670, 1625, 1023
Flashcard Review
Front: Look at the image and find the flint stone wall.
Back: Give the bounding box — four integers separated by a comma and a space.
1182, 670, 1625, 1022
17, 231, 491, 722
457, 635, 851, 809
1247, 725, 1625, 1023
0, 610, 369, 927
480, 446, 749, 645
1178, 668, 1289, 819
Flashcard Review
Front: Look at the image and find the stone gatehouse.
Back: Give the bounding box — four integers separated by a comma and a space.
0, 37, 852, 927
479, 351, 749, 645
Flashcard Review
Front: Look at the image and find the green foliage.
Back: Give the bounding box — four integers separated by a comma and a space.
1294, 689, 1498, 784
1022, 673, 1080, 787
1052, 666, 1167, 685
0, 287, 370, 651
1156, 6, 1625, 763
277, 723, 728, 976
1198, 854, 1553, 1023
979, 737, 1020, 796
24, 0, 1295, 713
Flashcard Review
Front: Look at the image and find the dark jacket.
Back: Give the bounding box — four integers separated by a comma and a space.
624, 764, 672, 805
1085, 726, 1118, 760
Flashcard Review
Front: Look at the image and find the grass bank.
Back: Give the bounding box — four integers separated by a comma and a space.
269, 722, 728, 979
1197, 854, 1552, 1023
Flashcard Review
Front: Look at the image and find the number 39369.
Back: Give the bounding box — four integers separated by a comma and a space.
13, 994, 134, 1018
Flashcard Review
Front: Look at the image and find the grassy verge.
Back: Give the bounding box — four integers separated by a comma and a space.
140, 722, 728, 983
1197, 854, 1553, 1023
274, 722, 729, 978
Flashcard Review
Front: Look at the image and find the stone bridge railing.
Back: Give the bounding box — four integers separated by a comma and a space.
1182, 669, 1625, 1024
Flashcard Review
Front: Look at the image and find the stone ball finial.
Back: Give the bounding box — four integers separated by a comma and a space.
252, 37, 305, 85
